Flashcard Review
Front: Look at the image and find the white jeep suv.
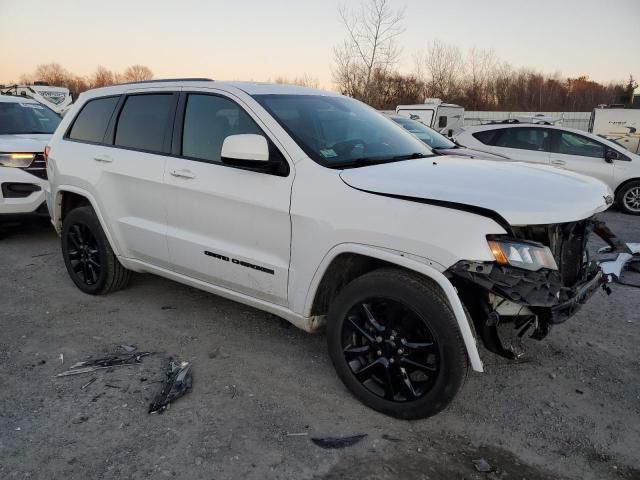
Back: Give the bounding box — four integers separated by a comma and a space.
46, 79, 636, 419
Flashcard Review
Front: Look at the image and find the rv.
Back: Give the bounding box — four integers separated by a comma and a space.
396, 99, 464, 136
0, 82, 73, 116
589, 107, 640, 154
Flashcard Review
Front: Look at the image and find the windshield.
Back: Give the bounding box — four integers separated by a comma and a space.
0, 101, 61, 135
254, 94, 433, 168
390, 116, 456, 149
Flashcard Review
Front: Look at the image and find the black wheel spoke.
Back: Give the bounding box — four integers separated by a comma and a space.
400, 356, 437, 374
355, 357, 386, 380
347, 317, 375, 344
399, 367, 418, 400
361, 303, 385, 332
382, 363, 396, 400
344, 344, 370, 359
401, 340, 434, 352
70, 259, 82, 273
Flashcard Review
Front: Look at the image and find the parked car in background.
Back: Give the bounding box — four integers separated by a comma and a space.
395, 98, 464, 136
589, 107, 640, 154
385, 114, 508, 160
1, 82, 73, 116
46, 80, 632, 419
0, 95, 60, 218
455, 124, 640, 215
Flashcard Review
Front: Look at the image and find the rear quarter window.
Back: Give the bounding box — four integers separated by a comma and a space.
68, 96, 119, 143
472, 129, 501, 145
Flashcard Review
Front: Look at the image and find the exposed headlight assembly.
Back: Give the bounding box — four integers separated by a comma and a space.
0, 153, 35, 168
487, 238, 558, 271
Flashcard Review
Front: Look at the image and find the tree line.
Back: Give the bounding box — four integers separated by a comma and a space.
333, 0, 637, 111
15, 63, 154, 99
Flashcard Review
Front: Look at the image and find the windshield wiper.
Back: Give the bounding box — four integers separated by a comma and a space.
328, 152, 430, 169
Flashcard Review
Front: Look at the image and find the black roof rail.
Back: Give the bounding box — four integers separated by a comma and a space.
116, 78, 213, 86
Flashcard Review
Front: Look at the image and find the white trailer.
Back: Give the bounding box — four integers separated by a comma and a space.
589, 107, 640, 154
0, 82, 73, 116
396, 99, 464, 136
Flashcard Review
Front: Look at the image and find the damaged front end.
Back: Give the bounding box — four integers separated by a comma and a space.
446, 217, 639, 359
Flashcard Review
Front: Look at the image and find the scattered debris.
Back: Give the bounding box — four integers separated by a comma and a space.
576, 389, 584, 395
56, 352, 152, 377
311, 434, 367, 449
72, 415, 89, 424
120, 345, 137, 352
472, 458, 493, 473
59, 353, 64, 364
105, 384, 121, 389
148, 360, 192, 414
81, 377, 97, 390
31, 251, 56, 258
549, 372, 557, 379
381, 434, 403, 442
161, 306, 176, 310
286, 432, 309, 437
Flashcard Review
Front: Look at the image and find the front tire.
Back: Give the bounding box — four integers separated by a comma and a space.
617, 180, 640, 215
327, 268, 468, 419
61, 206, 131, 294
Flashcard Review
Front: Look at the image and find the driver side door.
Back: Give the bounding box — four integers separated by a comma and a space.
548, 130, 614, 186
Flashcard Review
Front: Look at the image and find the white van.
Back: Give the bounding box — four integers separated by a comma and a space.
395, 99, 464, 136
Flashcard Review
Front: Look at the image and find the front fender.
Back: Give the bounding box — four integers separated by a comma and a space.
303, 243, 483, 372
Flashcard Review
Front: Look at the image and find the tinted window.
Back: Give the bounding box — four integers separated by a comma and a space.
438, 116, 447, 128
182, 94, 262, 163
552, 132, 604, 159
495, 128, 550, 151
0, 101, 60, 135
255, 95, 431, 168
68, 97, 118, 143
115, 94, 174, 152
390, 116, 452, 149
472, 129, 500, 145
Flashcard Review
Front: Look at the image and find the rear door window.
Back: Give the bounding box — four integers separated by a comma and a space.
114, 94, 175, 153
68, 96, 119, 143
494, 128, 550, 151
552, 131, 605, 158
472, 129, 501, 145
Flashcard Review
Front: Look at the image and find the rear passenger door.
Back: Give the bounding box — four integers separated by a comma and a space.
489, 127, 551, 165
98, 89, 178, 266
548, 130, 614, 186
164, 90, 293, 306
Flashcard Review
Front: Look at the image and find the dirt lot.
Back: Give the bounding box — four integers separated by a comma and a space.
1, 210, 639, 480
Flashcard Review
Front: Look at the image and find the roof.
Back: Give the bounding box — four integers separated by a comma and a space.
80, 79, 338, 99
0, 94, 38, 104
462, 122, 588, 135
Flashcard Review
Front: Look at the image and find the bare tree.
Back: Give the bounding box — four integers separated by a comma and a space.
463, 47, 497, 109
122, 65, 154, 82
332, 0, 405, 102
414, 39, 464, 100
274, 73, 320, 88
90, 66, 116, 88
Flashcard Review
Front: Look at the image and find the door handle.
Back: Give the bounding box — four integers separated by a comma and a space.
170, 169, 195, 179
93, 155, 112, 163
550, 159, 566, 166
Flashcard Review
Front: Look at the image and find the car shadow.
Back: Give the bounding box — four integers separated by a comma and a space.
0, 215, 54, 240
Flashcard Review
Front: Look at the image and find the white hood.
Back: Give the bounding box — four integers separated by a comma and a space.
0, 134, 50, 153
340, 157, 612, 226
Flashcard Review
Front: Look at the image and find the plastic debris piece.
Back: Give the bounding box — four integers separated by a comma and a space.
286, 432, 309, 437
381, 434, 403, 442
81, 377, 97, 390
148, 360, 192, 414
56, 352, 152, 377
311, 434, 367, 449
120, 345, 137, 352
472, 458, 493, 472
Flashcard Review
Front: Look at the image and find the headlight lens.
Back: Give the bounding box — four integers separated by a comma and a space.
0, 153, 35, 168
487, 238, 558, 271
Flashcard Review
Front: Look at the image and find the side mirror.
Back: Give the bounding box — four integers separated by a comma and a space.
221, 134, 269, 163
605, 148, 619, 163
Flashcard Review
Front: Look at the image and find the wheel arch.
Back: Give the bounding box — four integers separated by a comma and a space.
304, 243, 483, 372
614, 177, 640, 198
53, 186, 121, 256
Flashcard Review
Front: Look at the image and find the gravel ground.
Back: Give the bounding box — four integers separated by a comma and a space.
0, 210, 639, 480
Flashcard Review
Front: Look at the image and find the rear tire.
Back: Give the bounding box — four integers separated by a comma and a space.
617, 180, 640, 215
327, 268, 468, 419
61, 206, 131, 294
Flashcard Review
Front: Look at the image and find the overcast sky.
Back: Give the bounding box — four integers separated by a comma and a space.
1, 0, 638, 88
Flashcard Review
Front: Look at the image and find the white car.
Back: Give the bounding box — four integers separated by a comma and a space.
0, 95, 60, 217
455, 124, 640, 215
45, 79, 637, 419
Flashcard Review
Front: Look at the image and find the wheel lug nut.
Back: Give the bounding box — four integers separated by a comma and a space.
390, 335, 395, 341
375, 336, 383, 343
389, 358, 395, 364
397, 348, 404, 355
377, 350, 382, 356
